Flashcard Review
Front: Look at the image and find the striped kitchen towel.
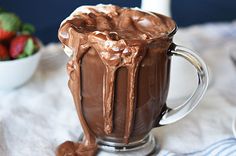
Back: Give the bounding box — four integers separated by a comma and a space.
158, 137, 236, 156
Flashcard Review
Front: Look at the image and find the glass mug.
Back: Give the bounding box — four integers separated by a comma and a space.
59, 8, 209, 156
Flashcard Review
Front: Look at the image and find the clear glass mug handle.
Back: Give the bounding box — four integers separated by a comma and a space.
159, 44, 209, 125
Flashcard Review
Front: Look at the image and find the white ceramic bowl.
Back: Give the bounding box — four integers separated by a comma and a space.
0, 50, 42, 90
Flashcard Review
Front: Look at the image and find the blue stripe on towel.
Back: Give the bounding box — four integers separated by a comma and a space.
158, 137, 236, 156
202, 138, 236, 156
188, 137, 236, 156
215, 144, 235, 156
216, 144, 236, 156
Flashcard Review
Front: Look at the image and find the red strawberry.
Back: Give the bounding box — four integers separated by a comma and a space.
10, 35, 39, 59
0, 13, 21, 41
0, 29, 15, 40
0, 44, 9, 61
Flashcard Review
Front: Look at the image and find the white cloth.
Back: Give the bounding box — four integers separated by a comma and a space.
0, 22, 236, 156
156, 21, 236, 154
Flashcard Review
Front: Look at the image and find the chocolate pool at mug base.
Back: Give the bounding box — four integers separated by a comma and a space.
57, 4, 208, 156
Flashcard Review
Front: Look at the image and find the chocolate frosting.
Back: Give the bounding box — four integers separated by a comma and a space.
57, 4, 176, 156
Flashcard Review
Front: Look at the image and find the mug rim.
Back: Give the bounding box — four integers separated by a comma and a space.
168, 24, 178, 38
143, 24, 177, 42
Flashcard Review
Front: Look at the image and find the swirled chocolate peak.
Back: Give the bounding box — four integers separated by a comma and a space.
58, 4, 176, 56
